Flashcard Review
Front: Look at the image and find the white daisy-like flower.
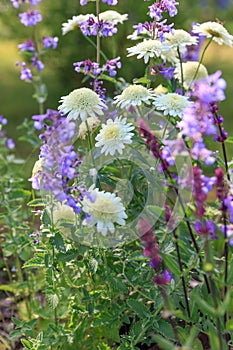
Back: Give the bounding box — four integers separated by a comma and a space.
99, 10, 128, 24
114, 84, 156, 108
174, 61, 208, 89
95, 117, 134, 156
58, 88, 106, 121
127, 39, 178, 64
62, 14, 93, 35
165, 29, 198, 52
78, 117, 100, 140
153, 93, 191, 117
82, 186, 127, 235
192, 21, 233, 47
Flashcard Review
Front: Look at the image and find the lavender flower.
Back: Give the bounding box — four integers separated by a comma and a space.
31, 55, 44, 71
149, 0, 179, 21
16, 62, 33, 82
18, 39, 35, 53
102, 57, 121, 76
79, 17, 117, 37
42, 36, 59, 49
19, 10, 42, 27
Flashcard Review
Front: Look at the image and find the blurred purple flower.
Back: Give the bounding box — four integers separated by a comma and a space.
19, 10, 42, 26
42, 36, 59, 49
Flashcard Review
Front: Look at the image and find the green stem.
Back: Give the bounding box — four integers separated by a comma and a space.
177, 47, 185, 95
205, 238, 224, 350
83, 35, 108, 61
188, 37, 213, 90
173, 229, 191, 319
96, 0, 100, 64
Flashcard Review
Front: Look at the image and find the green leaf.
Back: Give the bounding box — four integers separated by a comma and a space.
21, 339, 33, 349
191, 289, 216, 316
50, 232, 66, 252
27, 198, 45, 207
225, 136, 233, 144
41, 209, 51, 226
23, 256, 44, 269
127, 300, 150, 318
152, 335, 176, 350
57, 249, 79, 262
162, 254, 180, 277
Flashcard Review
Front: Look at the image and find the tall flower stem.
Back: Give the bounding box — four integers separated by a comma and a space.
205, 239, 224, 350
177, 47, 184, 95
96, 0, 100, 64
173, 229, 191, 319
188, 37, 213, 89
160, 286, 182, 347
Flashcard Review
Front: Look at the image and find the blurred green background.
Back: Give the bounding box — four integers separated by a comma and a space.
0, 0, 233, 159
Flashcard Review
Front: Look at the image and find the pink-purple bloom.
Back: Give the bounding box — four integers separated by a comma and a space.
19, 10, 42, 26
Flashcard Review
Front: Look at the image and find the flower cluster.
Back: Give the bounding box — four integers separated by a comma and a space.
79, 16, 117, 37
11, 0, 41, 8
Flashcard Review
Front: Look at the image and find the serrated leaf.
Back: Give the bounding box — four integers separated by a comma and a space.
57, 249, 79, 262
41, 209, 51, 226
23, 256, 44, 269
46, 292, 59, 309
127, 300, 150, 318
50, 232, 66, 252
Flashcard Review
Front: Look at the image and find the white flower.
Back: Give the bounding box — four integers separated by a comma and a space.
99, 10, 128, 24
78, 117, 100, 139
58, 88, 106, 121
95, 117, 134, 155
62, 14, 93, 35
127, 39, 178, 64
174, 61, 208, 89
153, 93, 191, 117
165, 29, 198, 51
82, 187, 127, 235
192, 21, 233, 47
114, 84, 156, 108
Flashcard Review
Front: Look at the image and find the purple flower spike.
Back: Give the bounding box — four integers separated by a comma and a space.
19, 10, 42, 27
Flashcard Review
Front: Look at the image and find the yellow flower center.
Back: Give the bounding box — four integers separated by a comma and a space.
122, 85, 149, 100
103, 125, 120, 140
